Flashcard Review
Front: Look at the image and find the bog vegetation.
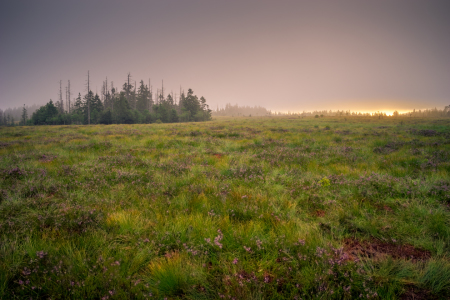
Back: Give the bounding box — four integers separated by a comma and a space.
0, 115, 449, 299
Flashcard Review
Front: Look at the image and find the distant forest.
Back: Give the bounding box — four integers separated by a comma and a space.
0, 73, 211, 126
1, 81, 449, 126
211, 104, 450, 118
286, 107, 450, 118
213, 104, 271, 117
0, 104, 41, 123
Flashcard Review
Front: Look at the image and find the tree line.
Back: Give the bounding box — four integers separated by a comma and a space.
2, 74, 212, 126
213, 103, 271, 117
0, 104, 40, 126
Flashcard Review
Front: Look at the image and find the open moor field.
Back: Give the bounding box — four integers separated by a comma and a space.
0, 116, 449, 299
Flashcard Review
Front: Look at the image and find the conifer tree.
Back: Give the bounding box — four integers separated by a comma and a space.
114, 93, 134, 124
74, 93, 83, 111
136, 80, 150, 111
21, 104, 28, 125
182, 89, 201, 121
84, 91, 94, 124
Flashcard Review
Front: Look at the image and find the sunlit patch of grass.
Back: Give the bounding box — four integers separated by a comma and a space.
106, 210, 151, 235
145, 252, 205, 297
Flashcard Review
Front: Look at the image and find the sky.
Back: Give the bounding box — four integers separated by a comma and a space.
1, 0, 449, 113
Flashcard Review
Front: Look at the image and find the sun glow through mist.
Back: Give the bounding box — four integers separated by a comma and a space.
276, 109, 414, 116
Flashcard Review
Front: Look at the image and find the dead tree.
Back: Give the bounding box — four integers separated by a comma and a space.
111, 81, 115, 112
134, 80, 137, 110
127, 73, 131, 102
86, 71, 91, 125
67, 80, 71, 114
150, 82, 153, 109
59, 80, 64, 113
104, 77, 108, 108
65, 86, 68, 113
147, 78, 152, 111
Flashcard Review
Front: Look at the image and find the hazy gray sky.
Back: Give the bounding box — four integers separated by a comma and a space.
1, 0, 449, 113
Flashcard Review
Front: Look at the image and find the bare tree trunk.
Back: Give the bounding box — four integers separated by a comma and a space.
111, 81, 114, 112
87, 71, 90, 125
59, 80, 64, 113
68, 80, 71, 114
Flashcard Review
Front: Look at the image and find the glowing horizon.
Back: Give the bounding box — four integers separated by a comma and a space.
271, 109, 415, 116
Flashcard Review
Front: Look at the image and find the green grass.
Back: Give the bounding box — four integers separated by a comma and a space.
0, 116, 449, 299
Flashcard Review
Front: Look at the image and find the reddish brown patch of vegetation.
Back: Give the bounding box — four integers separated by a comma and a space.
213, 153, 224, 159
375, 204, 393, 212
193, 284, 206, 293
222, 275, 232, 286
164, 250, 179, 259
383, 205, 393, 211
343, 238, 431, 261
263, 272, 274, 283
400, 285, 438, 300
236, 270, 251, 279
314, 210, 326, 217
39, 154, 57, 162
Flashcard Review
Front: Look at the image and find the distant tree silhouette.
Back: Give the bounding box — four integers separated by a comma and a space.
21, 105, 28, 125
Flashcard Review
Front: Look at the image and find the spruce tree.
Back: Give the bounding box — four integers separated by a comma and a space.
136, 80, 150, 111
183, 89, 201, 121
21, 105, 28, 125
114, 93, 134, 124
